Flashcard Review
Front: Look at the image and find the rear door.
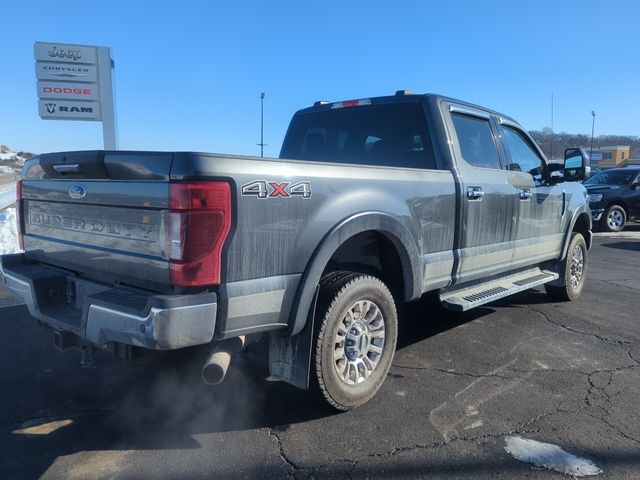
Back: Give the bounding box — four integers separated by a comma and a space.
445, 104, 519, 283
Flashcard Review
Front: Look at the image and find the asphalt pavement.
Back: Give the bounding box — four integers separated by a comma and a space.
1, 227, 640, 479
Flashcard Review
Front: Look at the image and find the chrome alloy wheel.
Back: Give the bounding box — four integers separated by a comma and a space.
333, 300, 386, 385
607, 209, 624, 230
570, 244, 584, 289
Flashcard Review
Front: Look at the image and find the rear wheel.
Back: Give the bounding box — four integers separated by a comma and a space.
601, 204, 626, 232
545, 232, 587, 301
312, 271, 398, 411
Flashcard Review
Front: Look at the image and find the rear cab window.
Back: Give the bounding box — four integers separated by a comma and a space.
280, 102, 437, 169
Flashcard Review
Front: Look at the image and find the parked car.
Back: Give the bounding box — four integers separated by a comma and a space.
584, 166, 640, 232
0, 92, 591, 410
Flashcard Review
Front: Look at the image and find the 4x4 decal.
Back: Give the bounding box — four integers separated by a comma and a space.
241, 180, 312, 199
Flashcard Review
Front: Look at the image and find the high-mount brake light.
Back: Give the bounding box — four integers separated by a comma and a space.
168, 181, 232, 287
16, 180, 25, 250
330, 98, 372, 109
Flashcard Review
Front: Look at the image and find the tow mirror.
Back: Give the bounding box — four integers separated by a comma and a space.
563, 148, 591, 182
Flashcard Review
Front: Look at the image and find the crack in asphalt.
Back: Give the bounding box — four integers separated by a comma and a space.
527, 304, 636, 348
313, 406, 563, 473
268, 427, 300, 478
580, 410, 640, 447
430, 367, 512, 380
268, 407, 564, 479
582, 367, 640, 448
594, 277, 640, 292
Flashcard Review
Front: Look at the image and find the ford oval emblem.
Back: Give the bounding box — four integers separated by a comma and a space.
68, 184, 87, 200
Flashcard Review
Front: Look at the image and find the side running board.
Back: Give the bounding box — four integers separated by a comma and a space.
439, 268, 559, 312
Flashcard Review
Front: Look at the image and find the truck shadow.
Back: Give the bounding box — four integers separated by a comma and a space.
1, 298, 495, 479
396, 292, 495, 349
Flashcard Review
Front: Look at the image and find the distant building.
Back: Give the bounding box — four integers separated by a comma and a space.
592, 146, 632, 168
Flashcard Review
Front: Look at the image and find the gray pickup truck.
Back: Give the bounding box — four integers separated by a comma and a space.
1, 92, 592, 410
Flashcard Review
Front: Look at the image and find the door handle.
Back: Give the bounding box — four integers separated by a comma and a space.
466, 186, 484, 200
519, 188, 532, 200
53, 163, 80, 173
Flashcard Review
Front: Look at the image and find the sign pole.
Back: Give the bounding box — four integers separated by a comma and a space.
97, 47, 118, 150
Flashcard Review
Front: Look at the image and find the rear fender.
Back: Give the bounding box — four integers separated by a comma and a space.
268, 211, 421, 389
289, 211, 421, 336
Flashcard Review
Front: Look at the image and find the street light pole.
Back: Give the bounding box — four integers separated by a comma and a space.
259, 92, 266, 158
590, 111, 596, 164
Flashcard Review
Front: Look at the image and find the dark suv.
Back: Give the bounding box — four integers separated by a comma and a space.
585, 166, 640, 231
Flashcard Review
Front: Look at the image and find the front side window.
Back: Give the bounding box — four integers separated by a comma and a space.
584, 170, 636, 186
502, 126, 543, 176
451, 113, 501, 169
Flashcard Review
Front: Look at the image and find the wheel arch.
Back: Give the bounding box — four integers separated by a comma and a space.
561, 209, 592, 260
604, 200, 629, 217
288, 212, 421, 336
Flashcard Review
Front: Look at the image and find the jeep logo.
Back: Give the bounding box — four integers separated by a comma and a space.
48, 46, 82, 61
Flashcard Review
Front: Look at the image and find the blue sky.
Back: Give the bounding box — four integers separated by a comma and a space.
2, 0, 639, 156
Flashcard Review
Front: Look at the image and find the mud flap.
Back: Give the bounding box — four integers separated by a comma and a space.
268, 287, 318, 389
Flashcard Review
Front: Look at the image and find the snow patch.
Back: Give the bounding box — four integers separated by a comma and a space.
504, 436, 602, 476
0, 183, 16, 210
0, 208, 22, 255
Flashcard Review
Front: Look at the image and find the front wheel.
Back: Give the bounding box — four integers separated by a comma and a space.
545, 232, 587, 301
312, 272, 398, 411
601, 205, 626, 232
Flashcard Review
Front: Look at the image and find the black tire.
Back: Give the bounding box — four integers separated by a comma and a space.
312, 271, 398, 411
544, 232, 587, 301
600, 204, 626, 232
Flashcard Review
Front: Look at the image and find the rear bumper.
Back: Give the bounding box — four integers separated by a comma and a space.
0, 253, 217, 350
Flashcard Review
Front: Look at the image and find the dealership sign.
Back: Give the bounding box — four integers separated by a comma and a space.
34, 42, 97, 64
34, 41, 118, 149
38, 100, 101, 119
36, 62, 98, 82
37, 81, 98, 100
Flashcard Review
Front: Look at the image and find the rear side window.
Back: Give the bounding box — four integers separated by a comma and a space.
280, 103, 436, 169
451, 113, 501, 169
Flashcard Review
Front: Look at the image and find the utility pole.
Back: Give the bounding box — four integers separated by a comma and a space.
258, 92, 266, 157
590, 110, 596, 167
550, 91, 554, 160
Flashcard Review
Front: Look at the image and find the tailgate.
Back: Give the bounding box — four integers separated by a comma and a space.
22, 150, 173, 292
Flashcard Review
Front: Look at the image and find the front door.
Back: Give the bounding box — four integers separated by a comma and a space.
498, 121, 564, 267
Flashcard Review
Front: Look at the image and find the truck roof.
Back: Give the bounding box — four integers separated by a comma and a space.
294, 92, 520, 125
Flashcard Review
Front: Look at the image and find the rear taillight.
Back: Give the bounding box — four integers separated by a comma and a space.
168, 181, 232, 287
16, 180, 24, 250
